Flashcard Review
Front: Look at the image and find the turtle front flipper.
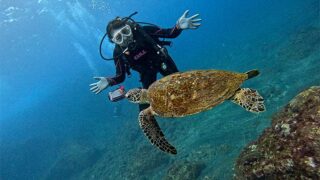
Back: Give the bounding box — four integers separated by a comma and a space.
231, 88, 265, 113
139, 107, 177, 155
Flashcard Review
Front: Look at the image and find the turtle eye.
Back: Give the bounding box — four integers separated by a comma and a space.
125, 92, 135, 102
125, 93, 131, 99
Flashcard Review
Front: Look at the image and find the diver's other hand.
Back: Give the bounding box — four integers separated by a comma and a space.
177, 10, 202, 30
89, 77, 110, 94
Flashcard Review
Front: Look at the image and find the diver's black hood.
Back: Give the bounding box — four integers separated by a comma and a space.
99, 12, 138, 60
106, 18, 126, 41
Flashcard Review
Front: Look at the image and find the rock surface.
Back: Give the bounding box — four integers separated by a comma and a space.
164, 161, 205, 180
45, 143, 102, 180
235, 86, 320, 179
277, 27, 320, 61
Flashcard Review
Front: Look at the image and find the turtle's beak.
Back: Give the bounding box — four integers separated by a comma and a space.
125, 91, 135, 103
125, 92, 131, 99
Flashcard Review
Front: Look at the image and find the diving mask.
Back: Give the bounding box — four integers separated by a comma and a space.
111, 25, 133, 46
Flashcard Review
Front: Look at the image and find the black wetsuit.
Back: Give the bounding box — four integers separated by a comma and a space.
107, 25, 182, 111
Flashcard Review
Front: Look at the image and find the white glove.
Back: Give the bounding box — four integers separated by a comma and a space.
177, 10, 202, 30
89, 77, 110, 94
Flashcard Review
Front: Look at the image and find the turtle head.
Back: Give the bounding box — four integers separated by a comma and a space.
125, 88, 149, 104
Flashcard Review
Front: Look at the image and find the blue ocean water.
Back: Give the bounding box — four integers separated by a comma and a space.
0, 0, 319, 179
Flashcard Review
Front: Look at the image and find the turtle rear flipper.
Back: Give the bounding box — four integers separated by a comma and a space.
139, 107, 177, 155
231, 88, 265, 113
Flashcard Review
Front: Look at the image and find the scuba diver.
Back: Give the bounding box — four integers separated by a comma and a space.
90, 10, 202, 111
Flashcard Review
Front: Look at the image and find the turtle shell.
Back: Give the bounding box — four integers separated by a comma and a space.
147, 70, 248, 117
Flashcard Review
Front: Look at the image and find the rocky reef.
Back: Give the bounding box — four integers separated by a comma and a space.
45, 143, 102, 180
277, 26, 320, 61
165, 161, 205, 180
235, 86, 320, 179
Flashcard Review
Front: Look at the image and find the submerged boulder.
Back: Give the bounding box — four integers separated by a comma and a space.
277, 27, 320, 61
164, 161, 205, 180
235, 86, 320, 179
123, 145, 171, 180
45, 143, 102, 180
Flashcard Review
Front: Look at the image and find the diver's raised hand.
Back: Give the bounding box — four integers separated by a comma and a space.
89, 77, 109, 94
177, 10, 202, 30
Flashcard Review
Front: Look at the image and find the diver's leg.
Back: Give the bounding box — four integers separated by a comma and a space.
159, 56, 179, 76
139, 72, 157, 111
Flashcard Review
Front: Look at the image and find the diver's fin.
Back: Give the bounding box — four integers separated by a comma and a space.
138, 107, 177, 155
231, 88, 265, 113
246, 69, 260, 79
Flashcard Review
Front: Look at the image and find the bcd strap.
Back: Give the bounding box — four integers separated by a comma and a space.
132, 23, 169, 59
125, 63, 132, 77
158, 40, 172, 47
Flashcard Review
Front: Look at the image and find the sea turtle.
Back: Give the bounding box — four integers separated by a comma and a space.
125, 69, 265, 154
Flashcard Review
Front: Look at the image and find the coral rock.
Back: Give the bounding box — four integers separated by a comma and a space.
235, 86, 320, 179
164, 161, 205, 180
